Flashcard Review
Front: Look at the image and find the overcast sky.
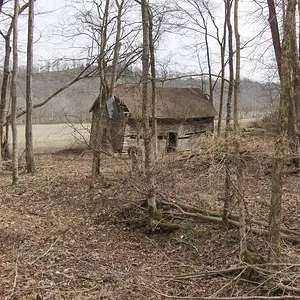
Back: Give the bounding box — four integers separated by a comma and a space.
1, 0, 279, 82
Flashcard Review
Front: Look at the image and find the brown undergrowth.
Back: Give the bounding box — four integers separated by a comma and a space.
0, 134, 300, 299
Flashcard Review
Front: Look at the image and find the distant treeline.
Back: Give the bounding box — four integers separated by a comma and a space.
1, 67, 279, 125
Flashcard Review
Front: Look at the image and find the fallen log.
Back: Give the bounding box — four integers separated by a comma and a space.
155, 263, 300, 297
159, 200, 300, 244
159, 197, 300, 237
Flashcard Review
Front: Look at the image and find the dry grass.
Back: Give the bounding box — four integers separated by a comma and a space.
12, 119, 261, 154
13, 123, 91, 153
1, 132, 300, 299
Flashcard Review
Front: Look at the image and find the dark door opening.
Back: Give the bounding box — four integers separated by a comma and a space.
166, 132, 177, 152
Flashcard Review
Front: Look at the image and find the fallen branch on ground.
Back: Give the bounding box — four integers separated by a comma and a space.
158, 193, 300, 238
156, 265, 248, 280
153, 262, 300, 298
159, 199, 300, 243
147, 284, 300, 300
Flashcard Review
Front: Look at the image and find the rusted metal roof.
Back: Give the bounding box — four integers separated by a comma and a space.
91, 84, 217, 119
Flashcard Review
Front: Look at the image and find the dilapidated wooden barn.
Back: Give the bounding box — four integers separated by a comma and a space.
90, 84, 217, 154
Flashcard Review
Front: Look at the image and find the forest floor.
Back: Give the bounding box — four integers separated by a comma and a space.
1, 133, 300, 300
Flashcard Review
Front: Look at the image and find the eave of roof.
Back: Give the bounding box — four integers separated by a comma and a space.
114, 84, 217, 119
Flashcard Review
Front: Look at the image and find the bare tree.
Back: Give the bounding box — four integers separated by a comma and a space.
289, 2, 300, 168
173, 0, 222, 105
233, 0, 246, 256
269, 0, 296, 263
89, 0, 127, 188
217, 7, 227, 135
90, 0, 111, 189
25, 0, 36, 173
171, 0, 230, 134
149, 5, 157, 160
141, 0, 158, 225
222, 0, 234, 226
267, 0, 299, 158
11, 0, 19, 185
0, 1, 31, 163
0, 26, 12, 162
0, 0, 4, 12
267, 0, 282, 76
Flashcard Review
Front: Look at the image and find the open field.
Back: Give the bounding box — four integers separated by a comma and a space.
1, 132, 300, 299
13, 118, 259, 154
15, 123, 91, 153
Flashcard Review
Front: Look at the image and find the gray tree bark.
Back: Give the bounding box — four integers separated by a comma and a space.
90, 0, 124, 188
90, 0, 110, 189
289, 2, 300, 167
269, 0, 296, 263
233, 0, 247, 256
25, 0, 36, 173
0, 33, 11, 162
0, 2, 31, 163
217, 11, 227, 136
141, 0, 157, 224
148, 6, 157, 161
11, 0, 19, 185
267, 0, 282, 76
222, 0, 234, 226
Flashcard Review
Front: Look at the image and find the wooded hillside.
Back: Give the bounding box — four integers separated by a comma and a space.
10, 67, 279, 124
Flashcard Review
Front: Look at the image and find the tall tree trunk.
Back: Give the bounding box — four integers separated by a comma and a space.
269, 0, 295, 263
217, 11, 227, 136
148, 6, 157, 160
90, 0, 110, 189
0, 2, 33, 163
289, 33, 299, 167
11, 0, 19, 185
141, 0, 157, 224
287, 2, 299, 166
298, 0, 300, 59
293, 1, 300, 130
222, 0, 234, 226
109, 0, 124, 97
291, 3, 300, 141
0, 35, 11, 162
25, 0, 36, 173
109, 0, 124, 154
266, 0, 297, 143
201, 14, 213, 104
90, 102, 101, 189
233, 0, 246, 256
281, 0, 286, 26
267, 0, 282, 76
0, 0, 4, 13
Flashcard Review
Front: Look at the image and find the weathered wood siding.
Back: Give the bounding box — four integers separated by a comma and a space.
122, 117, 214, 153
